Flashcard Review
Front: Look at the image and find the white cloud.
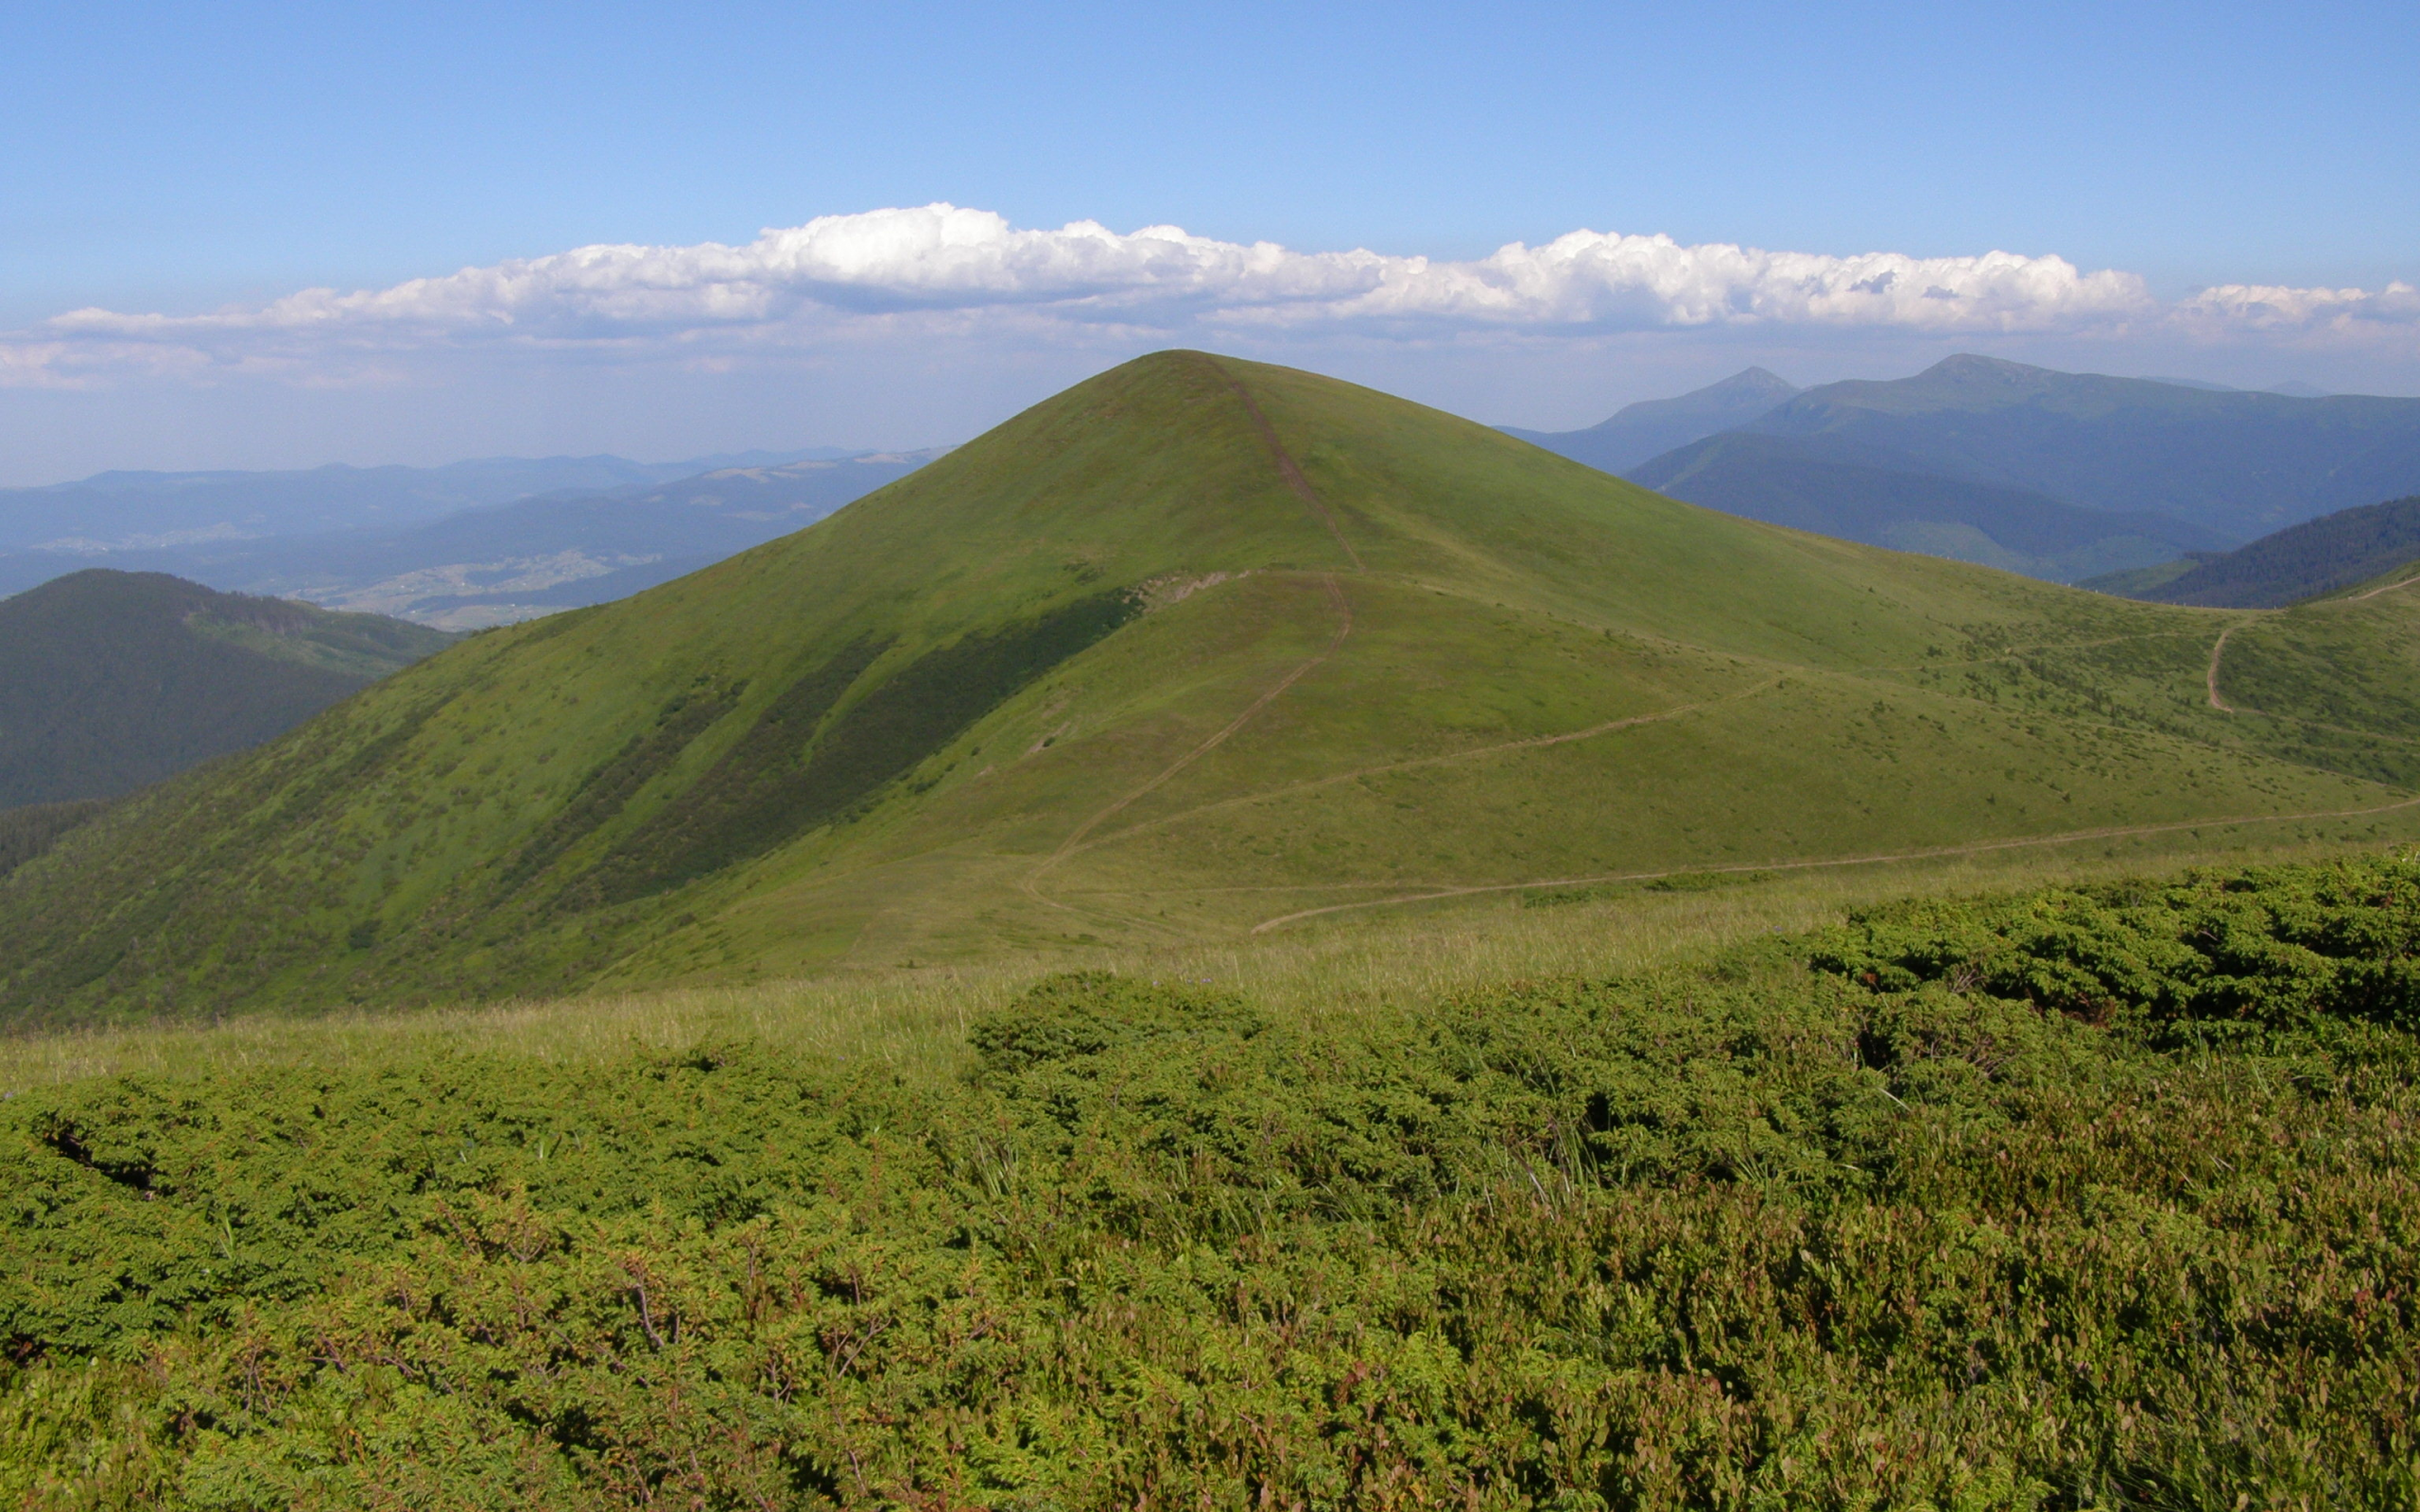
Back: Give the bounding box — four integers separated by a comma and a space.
3, 204, 2413, 389
2175, 281, 2420, 335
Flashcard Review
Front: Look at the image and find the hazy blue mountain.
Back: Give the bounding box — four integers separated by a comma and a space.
1736, 355, 2420, 539
0, 451, 944, 627
0, 570, 452, 808
2083, 494, 2420, 608
2141, 376, 2335, 398
1628, 430, 2227, 582
1502, 368, 1800, 473
0, 448, 872, 555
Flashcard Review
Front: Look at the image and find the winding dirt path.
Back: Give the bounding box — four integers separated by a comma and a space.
1247, 790, 2420, 934
1026, 574, 1355, 908
1018, 364, 1370, 919
1049, 675, 1785, 868
2206, 627, 2237, 712
2343, 573, 2420, 604
1022, 364, 1380, 918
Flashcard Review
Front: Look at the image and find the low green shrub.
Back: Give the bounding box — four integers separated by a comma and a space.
5, 853, 2418, 1507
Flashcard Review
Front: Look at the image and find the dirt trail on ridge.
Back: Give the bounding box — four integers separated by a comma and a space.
2345, 574, 2420, 603
1027, 574, 1355, 907
1208, 357, 1365, 572
1022, 367, 1374, 917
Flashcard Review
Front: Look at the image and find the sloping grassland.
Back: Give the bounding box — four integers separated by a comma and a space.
8, 354, 2420, 1024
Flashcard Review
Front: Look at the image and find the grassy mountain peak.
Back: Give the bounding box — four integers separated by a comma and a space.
9, 352, 2420, 1024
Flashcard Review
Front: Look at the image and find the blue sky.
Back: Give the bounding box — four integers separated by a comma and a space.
3, 0, 2414, 480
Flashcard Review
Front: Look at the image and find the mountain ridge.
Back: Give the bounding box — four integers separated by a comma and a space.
1737, 354, 2420, 538
8, 352, 2420, 1025
1502, 366, 1800, 473
1626, 429, 2225, 581
0, 451, 945, 625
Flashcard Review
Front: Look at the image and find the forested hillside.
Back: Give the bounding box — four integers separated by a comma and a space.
2099, 494, 2420, 607
0, 571, 452, 809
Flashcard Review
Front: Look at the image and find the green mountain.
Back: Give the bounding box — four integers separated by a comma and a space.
2085, 494, 2420, 608
0, 570, 453, 811
9, 352, 2420, 1025
1740, 354, 2420, 539
1500, 366, 1800, 472
1625, 430, 2224, 581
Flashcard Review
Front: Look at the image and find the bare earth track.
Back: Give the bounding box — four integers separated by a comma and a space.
1054, 677, 1786, 869
1024, 573, 1355, 909
2345, 573, 2420, 603
2207, 627, 2237, 712
1210, 356, 1366, 572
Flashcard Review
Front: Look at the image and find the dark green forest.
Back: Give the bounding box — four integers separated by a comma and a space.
0, 800, 106, 882
2134, 494, 2420, 607
5, 852, 2416, 1508
0, 570, 453, 809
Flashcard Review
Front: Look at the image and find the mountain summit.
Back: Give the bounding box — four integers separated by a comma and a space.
7, 352, 2417, 1023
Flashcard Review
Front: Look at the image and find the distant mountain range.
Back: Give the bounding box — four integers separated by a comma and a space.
0, 450, 943, 627
1509, 355, 2420, 582
0, 449, 845, 552
1500, 367, 1801, 473
1731, 356, 2420, 541
0, 569, 452, 810
17, 357, 2419, 627
1626, 431, 2229, 582
2085, 494, 2420, 608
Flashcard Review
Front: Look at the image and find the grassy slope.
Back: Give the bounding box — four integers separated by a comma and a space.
0, 570, 453, 808
8, 353, 2420, 1023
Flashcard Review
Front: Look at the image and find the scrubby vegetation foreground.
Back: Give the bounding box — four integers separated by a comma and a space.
8, 856, 2420, 1509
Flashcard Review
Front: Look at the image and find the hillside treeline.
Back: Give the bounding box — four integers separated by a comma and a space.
5, 854, 2418, 1507
2148, 493, 2420, 607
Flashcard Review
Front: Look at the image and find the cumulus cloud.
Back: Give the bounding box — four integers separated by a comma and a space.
2175, 281, 2420, 335
4, 204, 2413, 387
